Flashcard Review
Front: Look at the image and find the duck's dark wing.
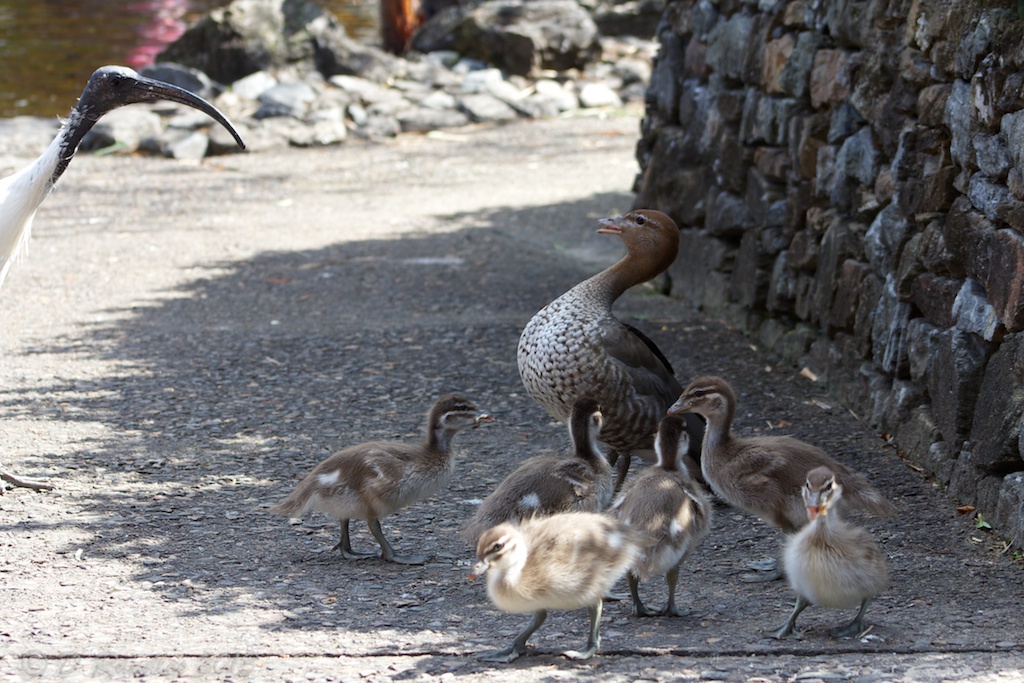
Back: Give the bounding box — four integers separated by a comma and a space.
624, 322, 676, 376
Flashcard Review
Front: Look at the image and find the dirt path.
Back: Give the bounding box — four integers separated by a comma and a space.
1, 113, 1022, 682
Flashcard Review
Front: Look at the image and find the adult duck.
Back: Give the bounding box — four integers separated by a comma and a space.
517, 209, 703, 490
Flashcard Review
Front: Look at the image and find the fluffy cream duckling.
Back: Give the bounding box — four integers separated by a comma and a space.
462, 397, 613, 545
769, 466, 890, 639
610, 415, 712, 616
270, 394, 491, 564
668, 376, 892, 581
469, 512, 645, 662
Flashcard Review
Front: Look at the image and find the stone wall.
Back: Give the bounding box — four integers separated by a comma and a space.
635, 0, 1024, 541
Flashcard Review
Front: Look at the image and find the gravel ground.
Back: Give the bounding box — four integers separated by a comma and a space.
1, 112, 1023, 682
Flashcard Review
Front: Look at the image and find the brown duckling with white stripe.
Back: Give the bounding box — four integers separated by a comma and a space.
611, 414, 712, 616
462, 397, 612, 545
668, 376, 892, 581
270, 394, 492, 564
517, 209, 704, 491
769, 466, 890, 638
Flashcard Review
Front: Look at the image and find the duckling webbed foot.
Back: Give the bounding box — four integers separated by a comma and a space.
659, 601, 691, 617
622, 569, 688, 618
475, 643, 527, 663
830, 598, 871, 638
336, 545, 376, 560
368, 518, 429, 565
741, 557, 783, 582
764, 595, 808, 639
562, 644, 598, 660
562, 603, 601, 660
385, 552, 429, 565
830, 622, 864, 639
766, 622, 804, 640
334, 520, 376, 560
626, 573, 657, 617
659, 566, 690, 617
0, 468, 55, 492
477, 610, 546, 663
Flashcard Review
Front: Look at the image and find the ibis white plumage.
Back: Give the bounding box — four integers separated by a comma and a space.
0, 66, 245, 491
0, 65, 245, 288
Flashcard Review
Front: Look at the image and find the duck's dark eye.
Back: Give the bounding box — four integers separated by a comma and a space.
634, 214, 646, 225
490, 541, 504, 553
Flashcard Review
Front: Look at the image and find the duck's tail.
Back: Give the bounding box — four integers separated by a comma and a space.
268, 482, 312, 518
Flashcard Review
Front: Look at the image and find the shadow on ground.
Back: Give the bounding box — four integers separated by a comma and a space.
2, 188, 1024, 673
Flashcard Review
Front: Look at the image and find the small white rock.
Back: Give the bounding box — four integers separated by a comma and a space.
460, 68, 506, 93
231, 70, 278, 100
578, 82, 623, 108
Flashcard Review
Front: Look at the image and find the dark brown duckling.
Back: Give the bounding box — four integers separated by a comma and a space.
271, 394, 491, 564
611, 415, 712, 616
462, 397, 612, 545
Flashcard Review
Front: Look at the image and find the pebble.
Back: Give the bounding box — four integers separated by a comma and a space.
0, 33, 656, 163
578, 82, 622, 108
796, 672, 850, 681
458, 94, 519, 122
166, 131, 210, 160
232, 70, 278, 100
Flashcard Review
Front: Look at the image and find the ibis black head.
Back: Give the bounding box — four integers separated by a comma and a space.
75, 65, 245, 150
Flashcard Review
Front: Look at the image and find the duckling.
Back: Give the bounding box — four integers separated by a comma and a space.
769, 466, 890, 639
462, 397, 613, 545
668, 376, 892, 581
610, 415, 712, 616
517, 209, 704, 491
469, 511, 645, 662
270, 394, 491, 564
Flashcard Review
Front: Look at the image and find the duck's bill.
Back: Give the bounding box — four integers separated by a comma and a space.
596, 215, 625, 235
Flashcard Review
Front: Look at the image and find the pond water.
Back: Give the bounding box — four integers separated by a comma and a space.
0, 0, 378, 119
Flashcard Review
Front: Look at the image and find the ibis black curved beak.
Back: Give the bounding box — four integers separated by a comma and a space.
76, 65, 246, 151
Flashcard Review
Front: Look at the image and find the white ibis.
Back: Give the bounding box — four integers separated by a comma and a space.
0, 64, 245, 288
0, 65, 245, 492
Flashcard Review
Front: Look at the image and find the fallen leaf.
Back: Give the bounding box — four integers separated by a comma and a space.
903, 459, 924, 473
956, 505, 976, 515
799, 367, 818, 382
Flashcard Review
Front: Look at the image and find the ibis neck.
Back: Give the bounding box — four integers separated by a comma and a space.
51, 108, 98, 186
